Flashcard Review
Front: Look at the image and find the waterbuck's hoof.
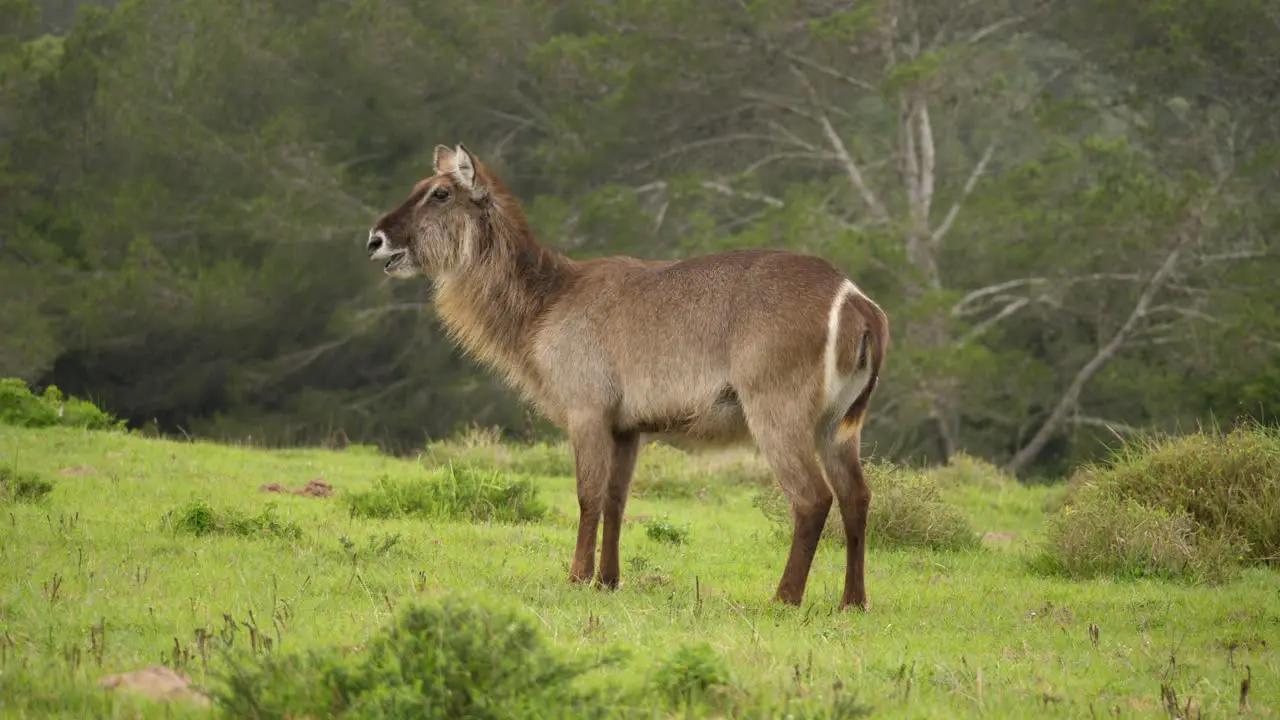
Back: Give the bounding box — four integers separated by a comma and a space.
567, 572, 593, 585
593, 575, 621, 591
840, 598, 870, 612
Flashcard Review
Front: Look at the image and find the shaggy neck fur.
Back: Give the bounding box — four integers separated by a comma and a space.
432, 176, 575, 396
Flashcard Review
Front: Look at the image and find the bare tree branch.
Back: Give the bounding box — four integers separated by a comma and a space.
781, 51, 877, 92
352, 303, 433, 322
633, 179, 785, 208
917, 98, 937, 224
958, 297, 1030, 344
1070, 415, 1141, 435
952, 273, 1146, 317
1004, 182, 1225, 475
966, 15, 1029, 45
952, 278, 1049, 315
788, 64, 890, 221
931, 140, 997, 245
699, 181, 785, 207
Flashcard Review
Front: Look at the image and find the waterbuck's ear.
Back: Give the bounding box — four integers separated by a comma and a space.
451, 143, 485, 199
433, 145, 456, 175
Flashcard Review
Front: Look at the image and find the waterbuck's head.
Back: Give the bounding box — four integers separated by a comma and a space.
366, 143, 490, 278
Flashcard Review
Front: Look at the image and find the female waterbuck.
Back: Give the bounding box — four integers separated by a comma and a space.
366, 144, 890, 610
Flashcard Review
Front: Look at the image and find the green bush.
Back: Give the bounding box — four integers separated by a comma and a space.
210, 595, 618, 719
0, 464, 54, 503
1034, 496, 1244, 583
753, 461, 978, 551
345, 464, 546, 524
650, 642, 731, 709
923, 452, 1018, 492
644, 515, 689, 545
1036, 423, 1280, 581
0, 378, 123, 430
172, 500, 303, 541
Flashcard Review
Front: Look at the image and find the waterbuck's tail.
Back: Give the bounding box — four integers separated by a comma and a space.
836, 296, 889, 442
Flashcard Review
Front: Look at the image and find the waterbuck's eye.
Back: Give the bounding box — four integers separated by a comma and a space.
431, 188, 450, 201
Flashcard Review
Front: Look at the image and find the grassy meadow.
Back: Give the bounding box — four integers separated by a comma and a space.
0, 415, 1277, 718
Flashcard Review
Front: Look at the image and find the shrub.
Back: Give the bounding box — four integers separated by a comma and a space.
210, 595, 618, 719
172, 500, 303, 540
345, 464, 546, 524
923, 452, 1017, 492
0, 378, 123, 430
1037, 423, 1280, 581
644, 515, 689, 545
1034, 496, 1244, 583
421, 426, 576, 478
650, 642, 731, 709
753, 460, 978, 551
0, 464, 54, 503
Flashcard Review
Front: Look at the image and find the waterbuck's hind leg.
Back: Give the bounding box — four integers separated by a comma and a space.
567, 418, 618, 585
821, 429, 872, 611
744, 396, 833, 606
596, 432, 640, 589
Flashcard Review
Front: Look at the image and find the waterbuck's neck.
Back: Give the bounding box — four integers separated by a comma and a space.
432, 194, 574, 393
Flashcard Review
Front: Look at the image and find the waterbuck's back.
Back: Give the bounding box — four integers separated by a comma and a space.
536, 249, 863, 443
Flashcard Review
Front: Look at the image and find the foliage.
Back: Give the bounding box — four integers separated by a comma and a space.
0, 463, 53, 503
650, 642, 731, 709
172, 499, 303, 541
0, 0, 1275, 480
643, 515, 689, 545
1038, 423, 1280, 581
1034, 497, 1244, 584
420, 426, 576, 478
210, 595, 619, 719
344, 464, 547, 524
0, 378, 123, 430
922, 452, 1019, 492
753, 461, 979, 552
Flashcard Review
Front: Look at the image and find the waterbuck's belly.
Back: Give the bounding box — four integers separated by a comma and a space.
616, 369, 751, 447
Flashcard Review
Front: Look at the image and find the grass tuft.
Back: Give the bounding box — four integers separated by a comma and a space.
1037, 423, 1280, 582
0, 463, 54, 503
210, 594, 619, 719
172, 499, 303, 540
345, 464, 546, 523
753, 460, 978, 551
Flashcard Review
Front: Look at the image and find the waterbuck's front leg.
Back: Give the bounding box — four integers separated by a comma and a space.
567, 416, 632, 586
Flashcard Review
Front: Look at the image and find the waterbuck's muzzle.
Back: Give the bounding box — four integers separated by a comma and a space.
366, 229, 391, 258
366, 228, 410, 275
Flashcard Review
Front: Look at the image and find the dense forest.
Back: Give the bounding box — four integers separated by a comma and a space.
2, 0, 1277, 478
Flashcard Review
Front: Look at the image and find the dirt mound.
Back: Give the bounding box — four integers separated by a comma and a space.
260, 477, 333, 498
97, 665, 210, 707
58, 466, 97, 476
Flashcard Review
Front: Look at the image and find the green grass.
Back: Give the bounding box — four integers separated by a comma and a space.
0, 425, 1275, 718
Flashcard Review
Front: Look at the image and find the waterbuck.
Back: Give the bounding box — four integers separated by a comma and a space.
366, 143, 889, 610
